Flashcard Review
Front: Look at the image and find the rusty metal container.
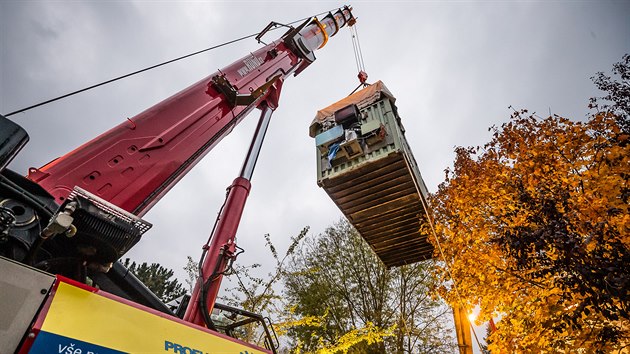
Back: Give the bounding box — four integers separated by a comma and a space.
310, 81, 433, 267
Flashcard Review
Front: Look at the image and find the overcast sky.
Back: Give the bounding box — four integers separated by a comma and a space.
1, 0, 628, 350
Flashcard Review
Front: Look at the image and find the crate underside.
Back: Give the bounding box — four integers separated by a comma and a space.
320, 152, 433, 267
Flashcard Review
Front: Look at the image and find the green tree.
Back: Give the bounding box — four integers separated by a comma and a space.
282, 219, 454, 353
430, 55, 629, 352
219, 227, 309, 346
122, 258, 186, 302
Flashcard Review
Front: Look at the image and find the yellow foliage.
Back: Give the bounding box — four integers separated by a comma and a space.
276, 308, 395, 353
312, 322, 395, 354
275, 312, 326, 336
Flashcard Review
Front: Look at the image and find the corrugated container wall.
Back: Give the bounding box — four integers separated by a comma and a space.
310, 81, 434, 267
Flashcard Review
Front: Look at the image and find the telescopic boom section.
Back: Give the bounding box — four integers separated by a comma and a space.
27, 7, 355, 217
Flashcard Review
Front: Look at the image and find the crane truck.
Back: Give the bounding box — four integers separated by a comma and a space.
0, 7, 355, 353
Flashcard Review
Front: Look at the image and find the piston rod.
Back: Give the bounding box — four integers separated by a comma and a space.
240, 103, 274, 180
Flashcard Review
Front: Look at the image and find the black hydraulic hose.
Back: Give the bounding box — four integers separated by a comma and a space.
195, 186, 230, 330
0, 174, 54, 217
200, 254, 224, 331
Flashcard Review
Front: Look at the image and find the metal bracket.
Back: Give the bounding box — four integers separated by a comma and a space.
309, 17, 329, 49
323, 12, 339, 36
282, 17, 316, 63
345, 5, 357, 27
212, 74, 281, 107
41, 202, 76, 239
255, 21, 292, 45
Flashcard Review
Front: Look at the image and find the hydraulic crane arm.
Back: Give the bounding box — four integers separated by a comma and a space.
0, 8, 357, 353
18, 6, 356, 331
27, 8, 355, 217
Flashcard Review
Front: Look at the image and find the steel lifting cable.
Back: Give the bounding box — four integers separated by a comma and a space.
3, 8, 341, 117
350, 27, 362, 74
348, 23, 369, 95
351, 24, 366, 74
417, 195, 485, 351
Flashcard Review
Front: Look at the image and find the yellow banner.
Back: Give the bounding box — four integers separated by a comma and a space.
33, 281, 266, 354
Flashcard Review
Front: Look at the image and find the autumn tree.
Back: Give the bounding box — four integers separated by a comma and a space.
480, 324, 493, 354
282, 219, 454, 353
122, 258, 186, 302
430, 55, 629, 352
591, 54, 630, 135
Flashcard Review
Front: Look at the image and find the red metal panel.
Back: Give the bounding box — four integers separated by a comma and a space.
28, 41, 296, 216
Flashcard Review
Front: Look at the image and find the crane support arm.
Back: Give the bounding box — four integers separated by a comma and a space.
27, 7, 355, 217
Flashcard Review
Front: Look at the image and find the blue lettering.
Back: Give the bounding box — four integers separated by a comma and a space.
165, 341, 175, 351
164, 340, 205, 353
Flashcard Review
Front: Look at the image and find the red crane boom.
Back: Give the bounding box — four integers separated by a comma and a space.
27, 8, 355, 218
24, 8, 355, 327
0, 6, 358, 352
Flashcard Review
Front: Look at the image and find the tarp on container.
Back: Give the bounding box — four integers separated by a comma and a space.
309, 80, 396, 137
